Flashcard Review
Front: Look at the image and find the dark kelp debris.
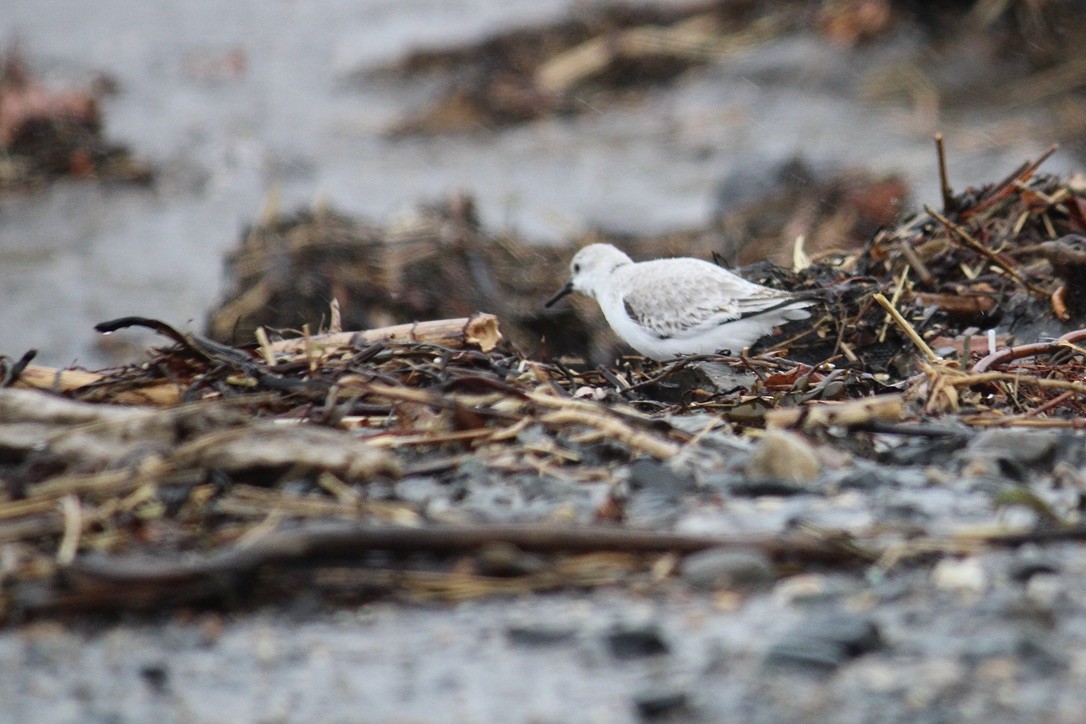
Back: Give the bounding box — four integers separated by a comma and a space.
0, 47, 153, 192
371, 0, 1086, 145
4, 149, 1086, 618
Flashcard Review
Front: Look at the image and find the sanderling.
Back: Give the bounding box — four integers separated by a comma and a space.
545, 243, 814, 360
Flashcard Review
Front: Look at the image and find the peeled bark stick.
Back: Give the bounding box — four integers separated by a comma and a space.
12, 366, 184, 405
267, 313, 503, 357
766, 394, 906, 430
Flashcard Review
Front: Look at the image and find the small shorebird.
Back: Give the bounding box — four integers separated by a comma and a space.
545, 243, 813, 360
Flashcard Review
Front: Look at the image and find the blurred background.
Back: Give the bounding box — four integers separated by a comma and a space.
1, 0, 1082, 366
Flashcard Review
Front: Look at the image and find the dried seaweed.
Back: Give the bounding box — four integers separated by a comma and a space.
6, 145, 1086, 619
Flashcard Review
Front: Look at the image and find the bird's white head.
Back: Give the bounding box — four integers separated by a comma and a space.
545, 243, 632, 307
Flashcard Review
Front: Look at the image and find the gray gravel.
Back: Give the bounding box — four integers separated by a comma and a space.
3, 426, 1086, 721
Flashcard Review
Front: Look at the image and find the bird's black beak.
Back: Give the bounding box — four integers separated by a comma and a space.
544, 281, 574, 308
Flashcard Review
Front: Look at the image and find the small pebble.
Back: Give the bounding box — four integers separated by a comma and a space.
681, 547, 775, 590
964, 429, 1063, 466
765, 613, 881, 672
627, 458, 696, 493
932, 556, 987, 593
476, 542, 546, 577
1007, 557, 1061, 583
139, 663, 169, 694
633, 685, 691, 719
506, 622, 577, 647
745, 431, 820, 484
773, 573, 855, 606
606, 623, 670, 660
1025, 573, 1063, 608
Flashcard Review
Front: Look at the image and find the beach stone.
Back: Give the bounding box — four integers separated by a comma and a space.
1006, 556, 1061, 583
642, 362, 755, 402
764, 638, 849, 671
393, 476, 445, 504
726, 479, 811, 497
475, 542, 546, 577
765, 613, 882, 671
744, 431, 820, 484
1025, 573, 1063, 608
681, 547, 775, 590
1017, 633, 1066, 674
627, 459, 696, 494
506, 622, 578, 647
606, 623, 670, 660
773, 574, 859, 606
961, 429, 1064, 468
633, 684, 692, 719
932, 556, 987, 593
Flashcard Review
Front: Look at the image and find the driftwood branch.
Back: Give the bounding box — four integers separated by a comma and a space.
10, 315, 504, 406
41, 523, 863, 610
267, 313, 503, 356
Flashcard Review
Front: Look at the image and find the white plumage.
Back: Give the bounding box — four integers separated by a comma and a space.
546, 243, 813, 361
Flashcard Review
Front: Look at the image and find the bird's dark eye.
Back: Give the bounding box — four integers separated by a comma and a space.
573, 263, 581, 273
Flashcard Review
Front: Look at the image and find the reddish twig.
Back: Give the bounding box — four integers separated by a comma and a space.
972, 328, 1086, 373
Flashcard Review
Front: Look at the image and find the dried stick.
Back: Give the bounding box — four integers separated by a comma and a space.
935, 133, 954, 213
65, 523, 864, 589
13, 366, 183, 405
873, 293, 939, 361
944, 372, 1086, 396
966, 143, 1058, 216
766, 394, 906, 430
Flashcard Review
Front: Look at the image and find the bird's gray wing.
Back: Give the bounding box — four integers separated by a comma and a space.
619, 265, 792, 340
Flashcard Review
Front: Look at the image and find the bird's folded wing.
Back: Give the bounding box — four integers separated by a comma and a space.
621, 268, 794, 339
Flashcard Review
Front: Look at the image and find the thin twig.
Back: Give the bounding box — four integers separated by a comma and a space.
935, 133, 954, 213
873, 293, 939, 361
966, 144, 1058, 216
